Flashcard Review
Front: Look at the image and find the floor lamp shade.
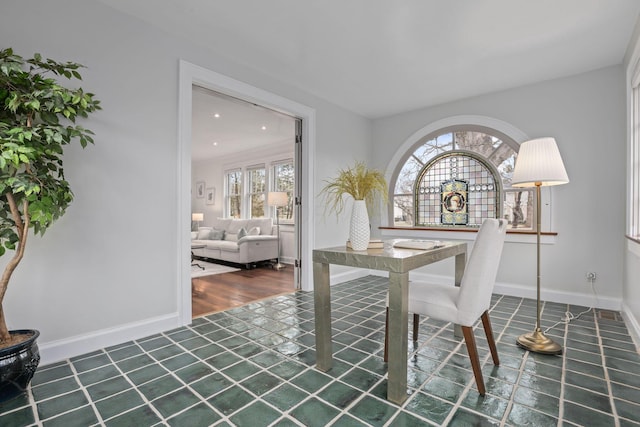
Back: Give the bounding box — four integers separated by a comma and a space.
267, 192, 288, 207
512, 137, 569, 187
512, 137, 569, 355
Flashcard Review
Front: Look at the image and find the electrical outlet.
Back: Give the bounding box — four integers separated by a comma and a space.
586, 272, 597, 282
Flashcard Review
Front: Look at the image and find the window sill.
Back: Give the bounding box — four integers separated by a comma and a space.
379, 226, 558, 245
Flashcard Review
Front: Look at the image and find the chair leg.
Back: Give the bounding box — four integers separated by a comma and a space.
413, 314, 419, 342
462, 326, 486, 396
384, 307, 389, 362
481, 311, 500, 366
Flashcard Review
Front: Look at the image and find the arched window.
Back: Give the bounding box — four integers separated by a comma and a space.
392, 127, 534, 230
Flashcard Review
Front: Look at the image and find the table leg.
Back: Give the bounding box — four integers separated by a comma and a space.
387, 271, 409, 404
313, 261, 332, 371
191, 250, 205, 270
454, 250, 467, 338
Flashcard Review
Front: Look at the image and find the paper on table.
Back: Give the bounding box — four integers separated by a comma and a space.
392, 239, 443, 250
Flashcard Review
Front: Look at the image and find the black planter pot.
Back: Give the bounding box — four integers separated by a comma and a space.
0, 330, 41, 403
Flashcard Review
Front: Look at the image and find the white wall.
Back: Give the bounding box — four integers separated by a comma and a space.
372, 67, 626, 310
0, 0, 370, 363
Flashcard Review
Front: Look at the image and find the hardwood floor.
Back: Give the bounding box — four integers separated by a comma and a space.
191, 263, 295, 318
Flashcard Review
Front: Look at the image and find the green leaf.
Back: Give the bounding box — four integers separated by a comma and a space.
0, 49, 99, 257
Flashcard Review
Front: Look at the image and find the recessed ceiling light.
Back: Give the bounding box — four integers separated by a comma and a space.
213, 113, 220, 118
261, 125, 267, 130
212, 142, 218, 146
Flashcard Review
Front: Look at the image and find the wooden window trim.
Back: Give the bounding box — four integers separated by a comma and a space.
379, 226, 557, 236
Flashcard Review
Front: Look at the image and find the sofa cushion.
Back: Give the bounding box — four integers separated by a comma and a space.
226, 219, 249, 234
226, 233, 238, 242
247, 218, 273, 235
210, 228, 225, 240
211, 218, 233, 231
237, 227, 247, 240
196, 228, 212, 239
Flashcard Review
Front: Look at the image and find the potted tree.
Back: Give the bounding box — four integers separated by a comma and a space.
320, 161, 388, 250
0, 48, 100, 401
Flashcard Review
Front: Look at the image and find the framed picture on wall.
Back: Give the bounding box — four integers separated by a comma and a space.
206, 187, 215, 205
196, 181, 205, 199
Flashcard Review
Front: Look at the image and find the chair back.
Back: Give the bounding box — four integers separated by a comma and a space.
456, 218, 507, 326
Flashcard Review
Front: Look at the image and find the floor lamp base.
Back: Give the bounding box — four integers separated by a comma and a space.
516, 328, 562, 355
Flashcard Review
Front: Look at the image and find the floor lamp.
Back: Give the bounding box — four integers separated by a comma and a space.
512, 137, 569, 355
268, 192, 288, 270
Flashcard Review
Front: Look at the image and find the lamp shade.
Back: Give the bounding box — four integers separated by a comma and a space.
191, 213, 204, 222
268, 192, 288, 207
512, 137, 569, 188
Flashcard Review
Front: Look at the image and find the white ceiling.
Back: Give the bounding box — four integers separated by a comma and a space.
191, 87, 296, 161
99, 1, 640, 119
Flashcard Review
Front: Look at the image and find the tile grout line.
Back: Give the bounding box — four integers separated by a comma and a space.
4, 277, 640, 427
213, 309, 355, 425
594, 309, 622, 427
490, 293, 522, 427
494, 294, 527, 427
26, 382, 41, 427
55, 356, 107, 426
558, 301, 571, 426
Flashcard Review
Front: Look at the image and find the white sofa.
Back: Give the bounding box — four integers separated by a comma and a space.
191, 218, 278, 268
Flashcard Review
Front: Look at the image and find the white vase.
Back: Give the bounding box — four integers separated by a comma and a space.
349, 199, 370, 250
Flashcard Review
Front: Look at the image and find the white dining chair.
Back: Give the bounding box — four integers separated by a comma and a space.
384, 218, 508, 396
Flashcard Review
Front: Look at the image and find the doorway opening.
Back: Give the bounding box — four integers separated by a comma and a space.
190, 86, 299, 317
178, 60, 316, 325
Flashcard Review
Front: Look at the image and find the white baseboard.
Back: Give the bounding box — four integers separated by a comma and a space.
368, 270, 622, 310
621, 302, 640, 351
492, 281, 621, 311
330, 269, 371, 286
39, 270, 636, 366
38, 312, 183, 366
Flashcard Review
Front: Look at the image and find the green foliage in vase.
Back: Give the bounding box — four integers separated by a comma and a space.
320, 161, 388, 216
0, 48, 101, 346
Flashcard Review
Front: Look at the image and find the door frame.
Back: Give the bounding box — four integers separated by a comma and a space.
177, 60, 316, 324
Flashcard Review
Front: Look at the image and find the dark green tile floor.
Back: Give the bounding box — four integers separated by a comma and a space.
1, 275, 639, 426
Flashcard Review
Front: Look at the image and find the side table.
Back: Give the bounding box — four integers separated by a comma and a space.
191, 243, 205, 270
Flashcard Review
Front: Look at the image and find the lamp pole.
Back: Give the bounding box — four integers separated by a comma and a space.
512, 137, 568, 355
268, 192, 288, 270
515, 182, 562, 354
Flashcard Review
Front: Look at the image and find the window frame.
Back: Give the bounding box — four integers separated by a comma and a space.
629, 60, 640, 241
246, 164, 267, 218
221, 157, 295, 222
389, 126, 530, 231
224, 168, 243, 219
272, 159, 295, 224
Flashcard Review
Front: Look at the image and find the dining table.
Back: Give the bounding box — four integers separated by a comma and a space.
312, 240, 467, 404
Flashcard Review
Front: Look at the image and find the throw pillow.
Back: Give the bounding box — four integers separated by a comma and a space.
237, 227, 247, 240
247, 226, 260, 236
210, 229, 225, 240
196, 229, 211, 239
